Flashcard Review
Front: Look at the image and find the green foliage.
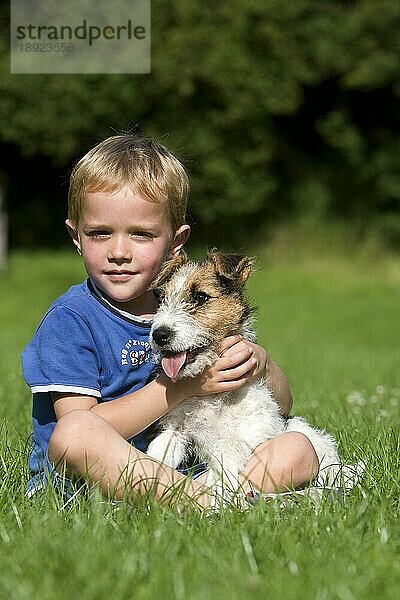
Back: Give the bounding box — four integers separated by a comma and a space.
1, 1, 399, 246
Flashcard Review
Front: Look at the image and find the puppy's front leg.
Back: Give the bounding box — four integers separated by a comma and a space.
147, 428, 187, 469
206, 452, 245, 493
205, 456, 242, 510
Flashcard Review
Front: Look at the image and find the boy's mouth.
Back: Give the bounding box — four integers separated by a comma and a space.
104, 270, 135, 281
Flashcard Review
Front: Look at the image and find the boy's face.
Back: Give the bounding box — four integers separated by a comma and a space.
66, 185, 190, 316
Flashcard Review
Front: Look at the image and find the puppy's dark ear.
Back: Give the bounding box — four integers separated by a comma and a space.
208, 252, 254, 287
150, 251, 187, 290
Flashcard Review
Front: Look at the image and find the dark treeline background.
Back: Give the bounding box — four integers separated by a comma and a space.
0, 0, 399, 249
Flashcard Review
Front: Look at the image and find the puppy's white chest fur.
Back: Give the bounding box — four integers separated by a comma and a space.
169, 383, 282, 444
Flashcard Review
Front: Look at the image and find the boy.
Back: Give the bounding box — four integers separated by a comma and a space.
22, 135, 319, 508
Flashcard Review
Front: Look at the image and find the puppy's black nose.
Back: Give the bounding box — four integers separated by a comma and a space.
152, 326, 173, 347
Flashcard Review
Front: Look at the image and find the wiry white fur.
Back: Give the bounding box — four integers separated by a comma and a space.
147, 259, 343, 491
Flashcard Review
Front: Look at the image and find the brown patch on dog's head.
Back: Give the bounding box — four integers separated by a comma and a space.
151, 252, 257, 379
207, 252, 254, 289
161, 252, 254, 343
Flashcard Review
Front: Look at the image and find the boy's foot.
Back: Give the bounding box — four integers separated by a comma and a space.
244, 461, 365, 509
245, 485, 344, 508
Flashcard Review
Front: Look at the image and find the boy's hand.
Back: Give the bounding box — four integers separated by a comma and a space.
176, 335, 293, 417
179, 335, 265, 397
220, 336, 267, 382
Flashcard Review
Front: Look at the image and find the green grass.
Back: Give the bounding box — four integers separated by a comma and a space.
0, 245, 399, 600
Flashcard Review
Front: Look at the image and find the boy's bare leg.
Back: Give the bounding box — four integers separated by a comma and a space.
48, 410, 212, 509
49, 414, 318, 506
238, 432, 320, 493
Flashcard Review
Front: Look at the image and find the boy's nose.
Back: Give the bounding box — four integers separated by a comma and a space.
108, 236, 132, 261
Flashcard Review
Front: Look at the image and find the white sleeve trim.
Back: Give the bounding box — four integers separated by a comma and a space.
30, 384, 101, 398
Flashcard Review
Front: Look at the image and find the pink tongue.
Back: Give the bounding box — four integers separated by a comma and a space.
161, 352, 187, 379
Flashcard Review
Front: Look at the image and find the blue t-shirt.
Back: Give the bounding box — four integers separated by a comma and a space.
22, 279, 156, 481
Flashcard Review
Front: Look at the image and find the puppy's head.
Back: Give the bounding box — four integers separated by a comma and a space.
150, 252, 255, 380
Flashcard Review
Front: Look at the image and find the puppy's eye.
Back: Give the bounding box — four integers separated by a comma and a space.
194, 291, 211, 305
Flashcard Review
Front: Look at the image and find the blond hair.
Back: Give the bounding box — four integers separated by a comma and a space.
68, 135, 189, 233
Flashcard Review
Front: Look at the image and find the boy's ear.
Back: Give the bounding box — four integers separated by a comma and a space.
208, 251, 254, 288
168, 224, 191, 258
65, 219, 81, 255
150, 252, 187, 290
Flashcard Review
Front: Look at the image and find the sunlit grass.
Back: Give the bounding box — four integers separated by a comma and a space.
0, 245, 399, 599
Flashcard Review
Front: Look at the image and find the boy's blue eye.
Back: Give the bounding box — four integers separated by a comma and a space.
86, 230, 109, 237
131, 231, 153, 239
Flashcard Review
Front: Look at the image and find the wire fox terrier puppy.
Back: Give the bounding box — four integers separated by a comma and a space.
147, 252, 344, 496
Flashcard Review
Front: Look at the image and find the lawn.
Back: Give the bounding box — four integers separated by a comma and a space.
0, 245, 399, 599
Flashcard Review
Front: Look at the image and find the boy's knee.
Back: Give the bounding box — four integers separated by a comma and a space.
48, 410, 95, 471
285, 432, 320, 482
242, 431, 320, 492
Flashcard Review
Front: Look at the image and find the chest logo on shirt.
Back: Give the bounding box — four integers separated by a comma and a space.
121, 339, 152, 368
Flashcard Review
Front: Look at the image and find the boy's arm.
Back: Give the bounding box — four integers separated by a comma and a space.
262, 352, 293, 416
52, 376, 190, 441
52, 340, 256, 440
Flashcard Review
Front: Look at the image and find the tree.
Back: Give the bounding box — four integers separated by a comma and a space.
1, 0, 399, 247
0, 171, 7, 268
